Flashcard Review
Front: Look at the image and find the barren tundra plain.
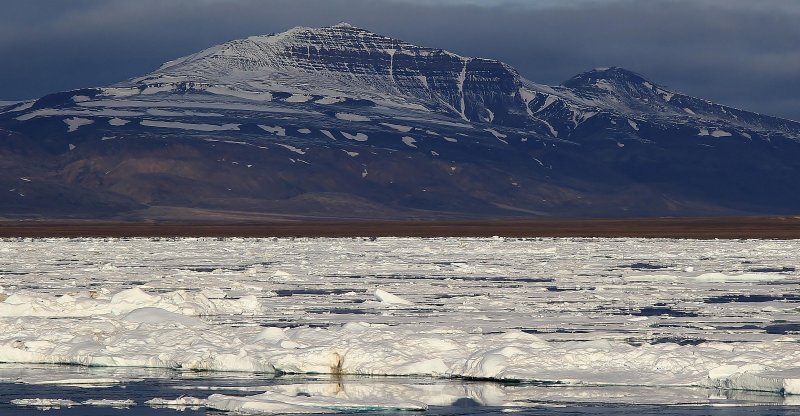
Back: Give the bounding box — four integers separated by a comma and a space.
1, 228, 800, 414
3, 216, 800, 238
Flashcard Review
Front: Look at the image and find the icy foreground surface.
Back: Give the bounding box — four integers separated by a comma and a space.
1, 237, 800, 411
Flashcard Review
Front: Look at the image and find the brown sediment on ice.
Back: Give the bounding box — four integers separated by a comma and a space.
1, 216, 800, 239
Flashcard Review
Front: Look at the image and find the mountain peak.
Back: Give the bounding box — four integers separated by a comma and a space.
330, 22, 358, 29
143, 24, 419, 83
6, 24, 800, 220
562, 67, 652, 88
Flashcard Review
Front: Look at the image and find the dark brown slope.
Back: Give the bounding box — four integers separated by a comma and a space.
2, 216, 800, 239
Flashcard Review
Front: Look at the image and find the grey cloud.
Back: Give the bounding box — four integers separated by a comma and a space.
0, 0, 798, 120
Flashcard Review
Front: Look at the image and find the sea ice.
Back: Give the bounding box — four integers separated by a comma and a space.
82, 399, 136, 408
374, 288, 413, 305
12, 398, 79, 409
206, 390, 427, 413
0, 237, 799, 405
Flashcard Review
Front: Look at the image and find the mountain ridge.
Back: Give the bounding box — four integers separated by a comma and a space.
1, 24, 799, 220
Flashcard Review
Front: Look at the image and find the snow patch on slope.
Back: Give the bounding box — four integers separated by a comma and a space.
258, 125, 286, 136
401, 136, 417, 148
486, 128, 508, 144
141, 120, 240, 132
698, 128, 732, 138
381, 123, 413, 133
336, 112, 371, 122
276, 144, 306, 155
64, 117, 94, 132
342, 131, 368, 142
285, 94, 312, 103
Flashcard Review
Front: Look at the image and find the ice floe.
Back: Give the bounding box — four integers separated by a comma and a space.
0, 287, 260, 318
83, 399, 136, 408
206, 390, 427, 413
12, 398, 80, 409
0, 237, 799, 403
374, 288, 413, 305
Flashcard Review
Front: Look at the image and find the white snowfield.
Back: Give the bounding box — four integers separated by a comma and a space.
63, 116, 94, 132
140, 119, 240, 132
1, 237, 800, 410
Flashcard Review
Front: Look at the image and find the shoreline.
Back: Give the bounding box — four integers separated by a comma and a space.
1, 216, 800, 238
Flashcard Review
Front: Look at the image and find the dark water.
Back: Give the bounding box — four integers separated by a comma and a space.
2, 371, 800, 416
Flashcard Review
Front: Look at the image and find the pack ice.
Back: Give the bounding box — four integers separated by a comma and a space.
1, 237, 800, 411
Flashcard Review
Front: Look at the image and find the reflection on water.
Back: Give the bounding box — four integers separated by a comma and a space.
1, 365, 799, 415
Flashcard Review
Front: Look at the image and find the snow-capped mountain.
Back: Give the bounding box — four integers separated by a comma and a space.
2, 24, 800, 219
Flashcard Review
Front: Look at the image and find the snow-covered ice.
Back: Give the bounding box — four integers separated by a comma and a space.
1, 237, 800, 411
82, 399, 136, 408
206, 390, 427, 413
12, 398, 79, 409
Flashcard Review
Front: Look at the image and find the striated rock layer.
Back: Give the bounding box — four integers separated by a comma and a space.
2, 24, 800, 219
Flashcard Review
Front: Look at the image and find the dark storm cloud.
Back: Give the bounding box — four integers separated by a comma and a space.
1, 0, 798, 120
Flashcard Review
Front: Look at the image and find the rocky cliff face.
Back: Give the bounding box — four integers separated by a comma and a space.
133, 23, 526, 123
2, 24, 800, 220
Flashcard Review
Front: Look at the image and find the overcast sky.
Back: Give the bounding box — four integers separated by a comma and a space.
1, 0, 798, 120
